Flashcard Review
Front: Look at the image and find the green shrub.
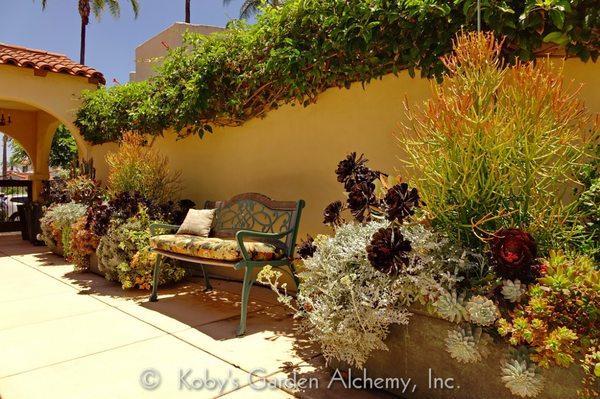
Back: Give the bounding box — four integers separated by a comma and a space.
397, 32, 595, 251
39, 202, 88, 256
75, 0, 599, 144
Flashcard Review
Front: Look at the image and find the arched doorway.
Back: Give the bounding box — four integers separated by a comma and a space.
0, 43, 104, 239
0, 43, 104, 201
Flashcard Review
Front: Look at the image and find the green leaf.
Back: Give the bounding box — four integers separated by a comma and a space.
543, 31, 569, 45
549, 9, 565, 29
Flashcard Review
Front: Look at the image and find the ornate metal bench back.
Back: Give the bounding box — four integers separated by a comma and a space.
205, 193, 304, 256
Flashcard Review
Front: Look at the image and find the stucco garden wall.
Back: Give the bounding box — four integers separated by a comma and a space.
89, 59, 600, 238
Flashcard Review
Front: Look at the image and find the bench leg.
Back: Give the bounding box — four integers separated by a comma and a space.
200, 264, 213, 291
236, 265, 254, 336
149, 254, 163, 302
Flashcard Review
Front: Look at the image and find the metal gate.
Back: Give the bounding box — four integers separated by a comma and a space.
0, 180, 32, 233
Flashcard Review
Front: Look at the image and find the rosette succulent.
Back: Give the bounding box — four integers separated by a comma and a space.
297, 235, 317, 259
336, 152, 368, 184
433, 289, 468, 323
501, 358, 545, 398
501, 279, 527, 303
465, 295, 498, 326
489, 229, 541, 284
335, 152, 379, 191
347, 181, 378, 222
323, 200, 344, 226
383, 183, 421, 223
445, 325, 490, 363
366, 226, 412, 276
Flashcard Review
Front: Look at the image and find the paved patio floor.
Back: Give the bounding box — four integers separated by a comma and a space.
0, 234, 393, 399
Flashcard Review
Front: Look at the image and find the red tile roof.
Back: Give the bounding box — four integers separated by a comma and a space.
0, 43, 105, 85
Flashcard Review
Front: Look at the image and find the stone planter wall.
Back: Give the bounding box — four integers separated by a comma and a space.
334, 310, 584, 399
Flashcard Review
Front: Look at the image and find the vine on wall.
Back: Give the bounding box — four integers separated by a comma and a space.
75, 0, 599, 144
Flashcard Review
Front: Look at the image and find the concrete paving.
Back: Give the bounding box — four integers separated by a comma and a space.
0, 234, 393, 399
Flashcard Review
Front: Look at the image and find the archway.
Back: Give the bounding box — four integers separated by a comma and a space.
0, 43, 104, 200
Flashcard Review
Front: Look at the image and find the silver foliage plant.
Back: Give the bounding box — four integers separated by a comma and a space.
39, 202, 88, 255
258, 220, 468, 367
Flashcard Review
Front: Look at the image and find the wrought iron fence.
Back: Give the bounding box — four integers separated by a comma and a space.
0, 180, 32, 232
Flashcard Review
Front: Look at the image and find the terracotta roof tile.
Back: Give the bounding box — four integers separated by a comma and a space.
0, 43, 105, 85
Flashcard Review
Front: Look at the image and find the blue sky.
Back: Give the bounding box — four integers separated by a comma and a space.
0, 0, 246, 84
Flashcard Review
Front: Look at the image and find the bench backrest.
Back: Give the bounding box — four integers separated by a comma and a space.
204, 193, 305, 257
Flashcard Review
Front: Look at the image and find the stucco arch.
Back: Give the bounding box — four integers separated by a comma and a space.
0, 80, 90, 159
0, 61, 101, 199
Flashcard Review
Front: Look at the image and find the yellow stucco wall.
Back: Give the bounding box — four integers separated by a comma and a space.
90, 59, 600, 238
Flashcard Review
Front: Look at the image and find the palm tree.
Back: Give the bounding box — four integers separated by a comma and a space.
38, 0, 140, 65
185, 0, 191, 23
223, 0, 282, 20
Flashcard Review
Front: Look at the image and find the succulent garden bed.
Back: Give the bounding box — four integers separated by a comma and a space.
258, 33, 599, 399
38, 133, 193, 291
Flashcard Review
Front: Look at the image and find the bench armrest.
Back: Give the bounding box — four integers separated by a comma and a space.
235, 229, 293, 261
150, 223, 181, 236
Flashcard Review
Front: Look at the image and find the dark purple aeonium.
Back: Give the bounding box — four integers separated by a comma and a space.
323, 200, 344, 226
384, 183, 422, 223
489, 228, 543, 284
366, 227, 412, 276
347, 181, 379, 222
297, 235, 317, 259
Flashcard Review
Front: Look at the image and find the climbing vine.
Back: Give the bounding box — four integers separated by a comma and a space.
75, 0, 599, 144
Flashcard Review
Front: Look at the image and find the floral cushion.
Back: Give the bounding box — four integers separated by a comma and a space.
149, 234, 287, 262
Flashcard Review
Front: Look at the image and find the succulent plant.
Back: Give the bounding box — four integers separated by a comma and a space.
445, 324, 490, 363
501, 279, 527, 303
336, 152, 369, 184
433, 289, 468, 323
383, 183, 421, 223
501, 357, 545, 398
489, 229, 541, 284
335, 152, 381, 191
366, 226, 412, 276
347, 181, 378, 222
466, 295, 499, 326
297, 235, 317, 259
323, 200, 344, 226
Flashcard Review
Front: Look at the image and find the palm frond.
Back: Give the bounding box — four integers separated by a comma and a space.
128, 0, 140, 17
239, 0, 262, 19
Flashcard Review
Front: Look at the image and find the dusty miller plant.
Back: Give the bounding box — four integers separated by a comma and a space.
258, 221, 467, 367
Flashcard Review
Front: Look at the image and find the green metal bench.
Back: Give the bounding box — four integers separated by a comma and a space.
148, 193, 305, 336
